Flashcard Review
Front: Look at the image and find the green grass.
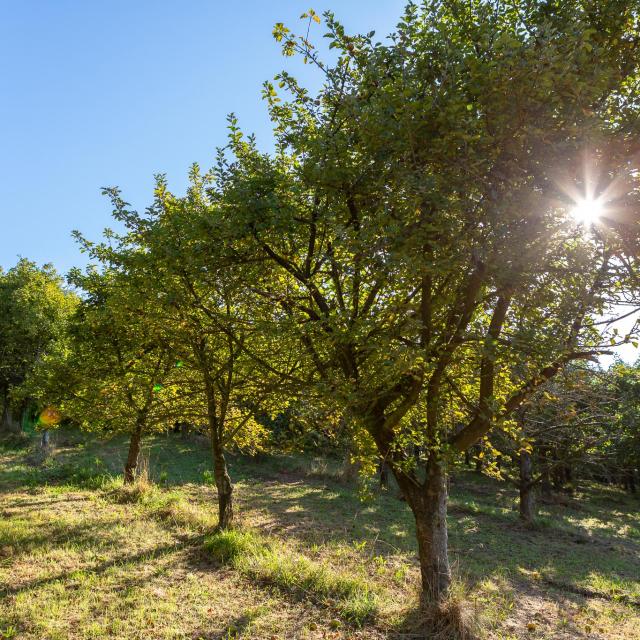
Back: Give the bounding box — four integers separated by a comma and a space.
1, 427, 639, 639
205, 529, 377, 625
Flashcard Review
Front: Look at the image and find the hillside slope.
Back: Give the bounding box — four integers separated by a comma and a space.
1, 431, 638, 639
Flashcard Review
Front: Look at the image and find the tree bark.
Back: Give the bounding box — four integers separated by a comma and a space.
212, 446, 234, 529
203, 377, 234, 530
519, 450, 535, 523
378, 458, 389, 489
0, 391, 21, 434
368, 401, 452, 605
539, 447, 553, 498
398, 461, 451, 605
124, 416, 145, 484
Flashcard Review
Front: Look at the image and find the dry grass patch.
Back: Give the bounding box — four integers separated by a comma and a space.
0, 488, 385, 639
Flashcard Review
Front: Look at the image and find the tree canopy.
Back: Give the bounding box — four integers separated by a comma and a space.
0, 259, 76, 432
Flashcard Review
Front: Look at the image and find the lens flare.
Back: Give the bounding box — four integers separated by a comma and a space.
570, 197, 604, 226
39, 406, 61, 427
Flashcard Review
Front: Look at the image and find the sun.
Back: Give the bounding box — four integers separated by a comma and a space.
570, 197, 604, 225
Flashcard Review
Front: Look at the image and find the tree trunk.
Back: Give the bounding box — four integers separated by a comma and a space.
552, 466, 564, 493
198, 352, 236, 531
378, 458, 389, 489
519, 450, 535, 523
124, 417, 144, 484
0, 392, 21, 434
399, 461, 451, 605
539, 447, 553, 498
474, 443, 484, 474
213, 447, 234, 529
561, 462, 573, 494
623, 470, 637, 494
366, 409, 451, 605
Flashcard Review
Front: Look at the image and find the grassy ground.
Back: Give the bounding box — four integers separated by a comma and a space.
0, 430, 638, 639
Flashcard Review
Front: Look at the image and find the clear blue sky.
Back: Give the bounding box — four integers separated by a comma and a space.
0, 0, 405, 275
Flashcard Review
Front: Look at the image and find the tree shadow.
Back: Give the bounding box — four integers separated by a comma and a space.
2, 495, 89, 510
1, 517, 132, 555
5, 430, 638, 606
1, 532, 207, 598
231, 467, 640, 601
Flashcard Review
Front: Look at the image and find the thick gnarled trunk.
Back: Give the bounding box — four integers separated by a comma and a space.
368, 406, 452, 605
395, 460, 451, 605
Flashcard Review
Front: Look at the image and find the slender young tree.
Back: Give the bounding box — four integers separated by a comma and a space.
92, 180, 287, 527
500, 367, 617, 523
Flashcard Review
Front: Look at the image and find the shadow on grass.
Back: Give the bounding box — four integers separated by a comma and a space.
4, 429, 640, 604
0, 533, 207, 598
3, 495, 90, 510
236, 468, 640, 601
0, 515, 134, 555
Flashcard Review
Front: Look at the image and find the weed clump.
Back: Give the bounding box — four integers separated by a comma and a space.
109, 479, 155, 504
420, 589, 480, 640
206, 529, 261, 562
107, 481, 215, 532
421, 597, 479, 640
400, 579, 480, 640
